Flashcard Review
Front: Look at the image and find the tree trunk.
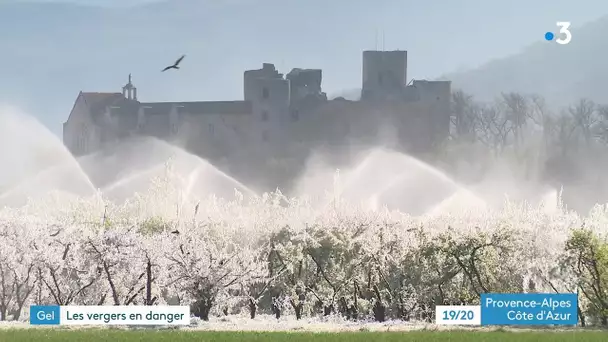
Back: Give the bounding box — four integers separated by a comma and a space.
397, 296, 410, 321
292, 301, 303, 320
271, 302, 281, 319
350, 281, 359, 320
338, 297, 347, 317
373, 302, 386, 322
200, 304, 212, 321
12, 296, 30, 321
145, 259, 152, 305
348, 305, 358, 320
192, 298, 213, 321
248, 299, 257, 319
372, 285, 386, 322
290, 290, 306, 320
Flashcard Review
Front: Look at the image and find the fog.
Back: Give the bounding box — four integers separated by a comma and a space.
2, 1, 608, 213
4, 3, 608, 327
0, 97, 603, 216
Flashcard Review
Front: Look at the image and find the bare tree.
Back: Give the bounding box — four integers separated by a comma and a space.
451, 90, 478, 142
552, 111, 579, 157
569, 98, 597, 145
476, 102, 512, 153
594, 105, 608, 144
529, 95, 552, 128
529, 94, 554, 150
501, 92, 529, 146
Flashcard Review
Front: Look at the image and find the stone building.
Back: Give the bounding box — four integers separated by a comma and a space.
289, 50, 451, 157
63, 50, 451, 165
63, 74, 252, 160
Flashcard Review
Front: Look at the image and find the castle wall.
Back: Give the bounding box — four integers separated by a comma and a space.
410, 80, 451, 144
177, 109, 252, 159
292, 92, 450, 157
244, 64, 291, 147
287, 68, 323, 101
140, 110, 171, 138
64, 94, 100, 156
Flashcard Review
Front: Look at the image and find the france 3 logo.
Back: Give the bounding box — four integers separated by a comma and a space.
545, 22, 572, 45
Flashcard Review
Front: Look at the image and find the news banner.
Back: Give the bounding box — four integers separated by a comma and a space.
29, 293, 578, 326
436, 293, 578, 326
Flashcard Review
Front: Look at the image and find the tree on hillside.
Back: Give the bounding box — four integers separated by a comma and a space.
476, 102, 511, 153
569, 98, 597, 146
501, 92, 530, 146
528, 95, 553, 149
553, 111, 579, 157
450, 90, 478, 142
594, 105, 608, 144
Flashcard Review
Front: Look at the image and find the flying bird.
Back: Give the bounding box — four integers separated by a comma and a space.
162, 55, 186, 72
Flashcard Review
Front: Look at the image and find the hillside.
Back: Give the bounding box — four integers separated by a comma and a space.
445, 15, 608, 106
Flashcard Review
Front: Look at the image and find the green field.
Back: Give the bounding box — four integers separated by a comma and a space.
1, 329, 606, 342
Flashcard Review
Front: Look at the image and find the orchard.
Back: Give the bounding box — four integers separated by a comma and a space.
0, 171, 607, 327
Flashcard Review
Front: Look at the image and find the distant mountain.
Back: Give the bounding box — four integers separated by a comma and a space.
444, 16, 608, 107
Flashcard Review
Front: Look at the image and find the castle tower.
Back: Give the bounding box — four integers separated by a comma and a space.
122, 74, 138, 101
361, 50, 407, 101
243, 63, 290, 145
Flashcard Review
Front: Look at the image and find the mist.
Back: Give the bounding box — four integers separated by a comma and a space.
0, 96, 596, 216
2, 0, 608, 214
4, 1, 608, 328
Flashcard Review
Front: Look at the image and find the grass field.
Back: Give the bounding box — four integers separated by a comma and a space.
1, 329, 606, 342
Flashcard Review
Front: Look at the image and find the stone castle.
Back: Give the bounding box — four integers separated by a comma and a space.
63, 50, 451, 174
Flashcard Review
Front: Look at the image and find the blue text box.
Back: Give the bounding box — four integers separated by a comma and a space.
481, 293, 577, 326
30, 305, 60, 325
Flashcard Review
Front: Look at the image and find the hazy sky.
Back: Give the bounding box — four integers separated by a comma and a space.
3, 0, 608, 133
23, 0, 608, 82
27, 0, 608, 72
12, 0, 161, 6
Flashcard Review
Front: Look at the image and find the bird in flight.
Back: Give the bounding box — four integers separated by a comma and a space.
162, 55, 185, 72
